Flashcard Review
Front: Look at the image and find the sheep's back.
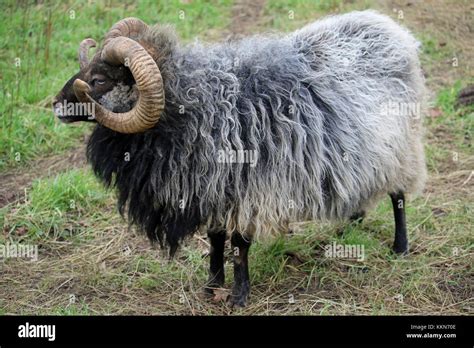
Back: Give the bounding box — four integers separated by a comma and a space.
209, 10, 427, 237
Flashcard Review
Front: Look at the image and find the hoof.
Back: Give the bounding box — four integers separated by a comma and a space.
228, 294, 248, 308
228, 282, 250, 308
393, 244, 409, 255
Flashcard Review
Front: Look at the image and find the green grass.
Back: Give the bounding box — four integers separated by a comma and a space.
419, 34, 452, 63
0, 168, 110, 243
27, 168, 108, 212
53, 301, 91, 315
423, 83, 473, 173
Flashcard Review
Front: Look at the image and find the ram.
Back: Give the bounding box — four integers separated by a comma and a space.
53, 10, 426, 307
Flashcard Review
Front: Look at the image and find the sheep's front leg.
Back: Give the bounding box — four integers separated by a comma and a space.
230, 232, 251, 307
390, 191, 408, 254
205, 230, 226, 294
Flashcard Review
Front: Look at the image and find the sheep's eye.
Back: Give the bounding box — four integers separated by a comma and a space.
92, 78, 106, 86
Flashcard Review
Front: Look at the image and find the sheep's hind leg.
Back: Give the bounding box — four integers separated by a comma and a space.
389, 191, 409, 255
205, 230, 226, 294
229, 232, 252, 307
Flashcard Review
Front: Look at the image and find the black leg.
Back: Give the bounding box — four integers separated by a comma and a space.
390, 191, 408, 254
230, 232, 251, 307
205, 230, 226, 293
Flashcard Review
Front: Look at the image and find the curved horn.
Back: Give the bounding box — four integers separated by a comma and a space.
73, 37, 164, 134
78, 38, 97, 69
104, 17, 149, 46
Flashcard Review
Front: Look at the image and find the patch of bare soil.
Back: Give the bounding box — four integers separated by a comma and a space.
226, 0, 267, 39
0, 144, 87, 208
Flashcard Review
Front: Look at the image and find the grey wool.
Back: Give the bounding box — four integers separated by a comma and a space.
53, 10, 429, 305
94, 10, 427, 242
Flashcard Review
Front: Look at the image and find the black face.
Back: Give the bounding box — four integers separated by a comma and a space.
53, 57, 135, 123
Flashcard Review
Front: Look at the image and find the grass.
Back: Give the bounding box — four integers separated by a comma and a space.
0, 168, 111, 243
0, 0, 473, 315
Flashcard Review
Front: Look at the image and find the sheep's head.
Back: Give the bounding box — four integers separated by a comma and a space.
53, 18, 165, 134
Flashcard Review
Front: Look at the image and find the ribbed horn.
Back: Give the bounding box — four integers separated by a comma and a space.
104, 17, 149, 46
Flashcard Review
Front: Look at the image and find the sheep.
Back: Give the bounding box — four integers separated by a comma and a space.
53, 10, 426, 307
